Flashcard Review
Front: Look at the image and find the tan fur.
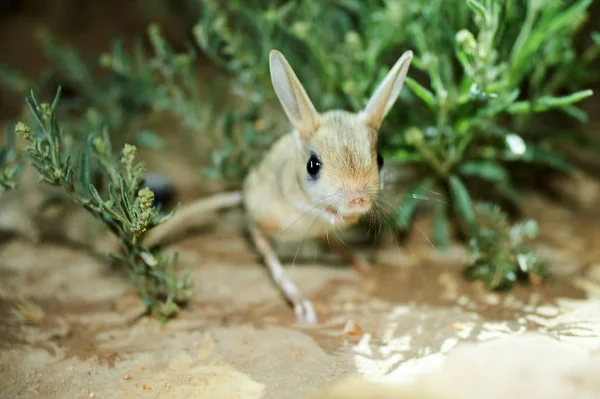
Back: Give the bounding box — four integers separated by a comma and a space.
242, 49, 413, 246
145, 191, 242, 248
243, 110, 380, 243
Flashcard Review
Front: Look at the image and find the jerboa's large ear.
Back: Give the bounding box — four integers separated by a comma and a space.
269, 50, 320, 140
360, 50, 413, 130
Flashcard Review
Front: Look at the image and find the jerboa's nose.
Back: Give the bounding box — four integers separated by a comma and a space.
347, 192, 369, 208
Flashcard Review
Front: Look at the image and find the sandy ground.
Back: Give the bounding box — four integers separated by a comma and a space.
2, 162, 600, 399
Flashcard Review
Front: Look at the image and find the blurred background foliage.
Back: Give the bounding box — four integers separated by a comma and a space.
1, 0, 600, 296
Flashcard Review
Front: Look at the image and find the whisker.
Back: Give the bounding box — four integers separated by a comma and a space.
287, 195, 341, 274
375, 195, 437, 250
373, 194, 436, 253
388, 225, 405, 268
289, 209, 323, 276
330, 197, 352, 248
370, 193, 435, 290
407, 193, 431, 201
275, 193, 339, 240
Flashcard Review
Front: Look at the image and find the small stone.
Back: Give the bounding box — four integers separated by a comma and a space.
483, 293, 500, 305
530, 274, 543, 286
342, 302, 355, 312
457, 296, 470, 306
122, 374, 131, 381
536, 305, 559, 317
343, 320, 363, 339
547, 173, 600, 212
89, 392, 95, 398
142, 384, 151, 390
587, 263, 600, 280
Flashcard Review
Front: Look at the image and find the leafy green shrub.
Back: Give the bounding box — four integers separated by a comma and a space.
1, 27, 173, 152
15, 87, 192, 322
100, 24, 273, 182
99, 24, 207, 137
193, 0, 600, 287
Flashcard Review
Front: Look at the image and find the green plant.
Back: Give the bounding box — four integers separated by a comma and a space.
99, 24, 206, 137
0, 27, 168, 152
15, 87, 192, 323
0, 124, 23, 192
0, 6, 309, 186
201, 105, 277, 182
194, 0, 382, 109
193, 0, 599, 287
465, 202, 550, 290
100, 23, 270, 183
392, 0, 597, 237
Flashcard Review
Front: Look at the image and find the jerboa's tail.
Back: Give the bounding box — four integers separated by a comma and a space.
145, 191, 243, 248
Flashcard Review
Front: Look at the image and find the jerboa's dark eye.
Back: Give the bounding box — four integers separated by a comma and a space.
377, 152, 384, 170
307, 154, 322, 177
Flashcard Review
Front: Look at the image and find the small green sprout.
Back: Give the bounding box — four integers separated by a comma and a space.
465, 202, 551, 290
